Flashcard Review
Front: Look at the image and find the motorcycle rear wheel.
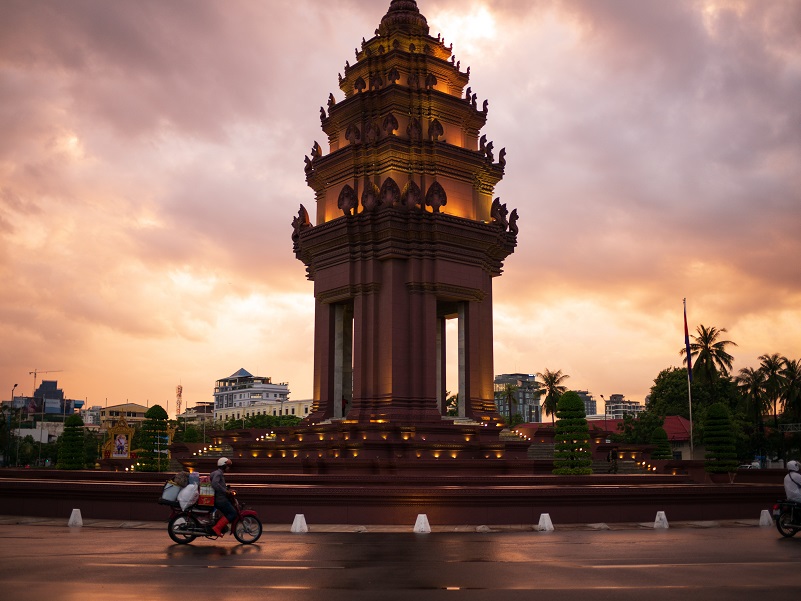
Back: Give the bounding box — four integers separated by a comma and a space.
168, 514, 199, 544
776, 511, 799, 538
234, 515, 262, 544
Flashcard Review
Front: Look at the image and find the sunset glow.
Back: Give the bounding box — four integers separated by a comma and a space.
1, 0, 799, 415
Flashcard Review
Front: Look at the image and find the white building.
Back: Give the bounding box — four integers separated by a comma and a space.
213, 368, 309, 421
604, 394, 644, 420
81, 405, 102, 427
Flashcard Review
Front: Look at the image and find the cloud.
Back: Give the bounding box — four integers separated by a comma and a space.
1, 0, 799, 408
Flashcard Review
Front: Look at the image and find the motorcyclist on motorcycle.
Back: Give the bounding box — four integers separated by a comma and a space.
784, 460, 801, 502
210, 457, 237, 535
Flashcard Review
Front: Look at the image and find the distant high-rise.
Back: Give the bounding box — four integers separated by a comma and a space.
604, 394, 644, 420
574, 390, 598, 417
494, 374, 542, 423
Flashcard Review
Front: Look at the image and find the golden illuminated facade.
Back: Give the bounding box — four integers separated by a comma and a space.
293, 0, 518, 427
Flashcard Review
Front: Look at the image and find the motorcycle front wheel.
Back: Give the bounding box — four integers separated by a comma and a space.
168, 514, 199, 544
776, 511, 799, 538
234, 515, 262, 544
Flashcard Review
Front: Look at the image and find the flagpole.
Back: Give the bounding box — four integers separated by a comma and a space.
684, 298, 694, 460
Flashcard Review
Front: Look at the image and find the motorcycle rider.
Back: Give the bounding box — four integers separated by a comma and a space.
210, 457, 237, 535
785, 460, 801, 503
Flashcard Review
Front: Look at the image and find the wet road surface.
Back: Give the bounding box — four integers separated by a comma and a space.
1, 520, 800, 600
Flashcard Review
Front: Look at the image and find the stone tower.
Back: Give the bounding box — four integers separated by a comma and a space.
293, 0, 518, 428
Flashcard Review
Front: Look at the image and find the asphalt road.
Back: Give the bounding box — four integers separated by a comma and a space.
1, 520, 800, 601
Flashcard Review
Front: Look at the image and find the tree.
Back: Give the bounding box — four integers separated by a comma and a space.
650, 427, 673, 460
537, 369, 569, 426
703, 403, 739, 474
615, 411, 664, 445
759, 353, 784, 432
780, 358, 801, 422
502, 384, 518, 424
57, 414, 86, 470
680, 324, 737, 384
647, 367, 692, 418
139, 405, 169, 472
83, 429, 101, 468
552, 391, 592, 475
734, 367, 766, 431
445, 394, 458, 417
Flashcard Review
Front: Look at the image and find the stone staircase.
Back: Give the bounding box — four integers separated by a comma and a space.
527, 442, 555, 460
591, 459, 644, 474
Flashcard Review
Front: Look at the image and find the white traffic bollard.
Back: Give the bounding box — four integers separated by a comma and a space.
68, 508, 83, 528
654, 511, 669, 529
759, 509, 773, 527
291, 514, 309, 533
537, 513, 554, 532
414, 514, 431, 533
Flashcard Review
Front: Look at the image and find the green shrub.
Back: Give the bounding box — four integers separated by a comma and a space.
650, 427, 673, 460
138, 405, 169, 472
57, 414, 86, 470
552, 391, 593, 475
703, 403, 739, 473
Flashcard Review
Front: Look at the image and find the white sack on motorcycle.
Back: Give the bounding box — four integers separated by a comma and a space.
177, 484, 198, 511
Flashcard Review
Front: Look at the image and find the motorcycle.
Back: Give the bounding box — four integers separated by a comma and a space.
161, 489, 263, 545
772, 500, 801, 538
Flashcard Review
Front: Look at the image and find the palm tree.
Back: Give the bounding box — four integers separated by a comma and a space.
679, 324, 738, 383
537, 369, 569, 426
734, 366, 766, 432
759, 353, 785, 431
502, 383, 519, 424
780, 358, 801, 422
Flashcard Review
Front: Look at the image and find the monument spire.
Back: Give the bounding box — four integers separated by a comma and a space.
293, 0, 517, 428
379, 0, 429, 35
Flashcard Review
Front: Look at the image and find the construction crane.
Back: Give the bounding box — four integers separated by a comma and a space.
29, 369, 63, 396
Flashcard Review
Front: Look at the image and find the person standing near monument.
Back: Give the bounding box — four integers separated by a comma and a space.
210, 457, 236, 535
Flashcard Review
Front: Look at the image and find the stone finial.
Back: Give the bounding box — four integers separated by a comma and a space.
428, 118, 444, 142
380, 177, 401, 207
401, 180, 424, 210
291, 204, 312, 242
382, 113, 399, 137
508, 208, 519, 236
490, 197, 509, 229
345, 123, 362, 145
425, 181, 447, 213
407, 117, 422, 142
361, 181, 382, 212
338, 184, 358, 216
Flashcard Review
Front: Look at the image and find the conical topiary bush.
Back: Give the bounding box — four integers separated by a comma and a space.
552, 391, 593, 475
703, 403, 739, 474
650, 426, 673, 460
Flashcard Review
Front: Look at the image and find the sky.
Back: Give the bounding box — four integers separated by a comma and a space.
1, 0, 800, 416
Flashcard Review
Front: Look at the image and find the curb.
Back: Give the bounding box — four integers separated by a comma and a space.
0, 515, 765, 532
